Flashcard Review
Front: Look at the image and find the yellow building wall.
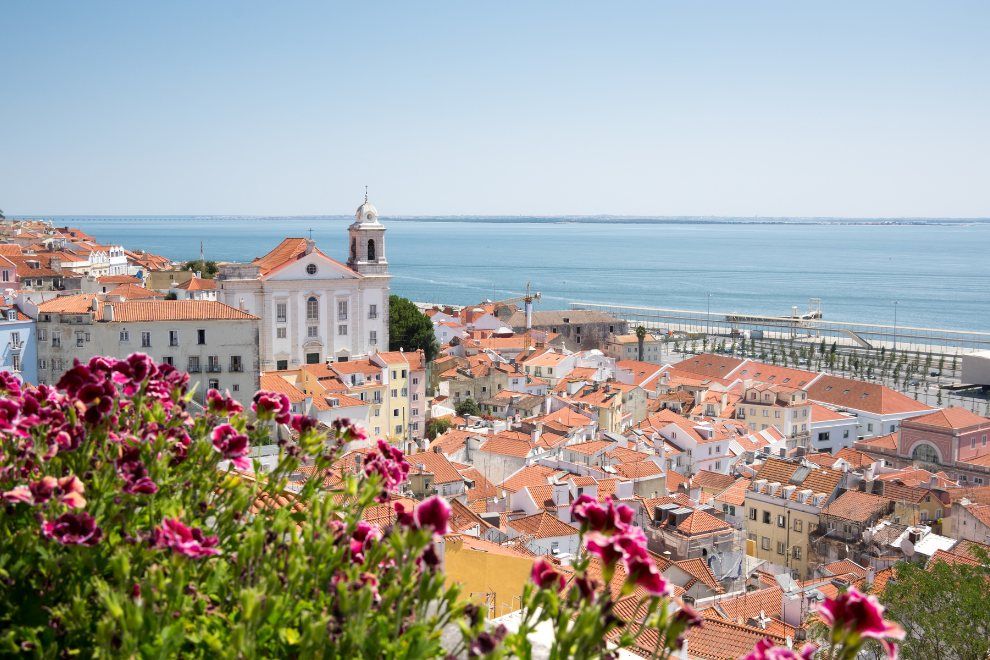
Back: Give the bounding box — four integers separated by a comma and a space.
443, 538, 536, 618
384, 366, 409, 443
744, 498, 819, 578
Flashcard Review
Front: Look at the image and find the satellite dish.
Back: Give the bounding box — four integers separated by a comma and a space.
902, 539, 915, 557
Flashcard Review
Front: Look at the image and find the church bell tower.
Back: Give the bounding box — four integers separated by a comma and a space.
347, 188, 388, 277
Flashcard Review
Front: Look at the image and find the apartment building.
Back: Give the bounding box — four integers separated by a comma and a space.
35, 295, 260, 406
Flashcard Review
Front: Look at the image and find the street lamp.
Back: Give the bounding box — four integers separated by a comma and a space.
893, 301, 898, 351
707, 292, 712, 338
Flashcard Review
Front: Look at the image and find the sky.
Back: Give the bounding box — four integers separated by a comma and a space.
1, 1, 988, 217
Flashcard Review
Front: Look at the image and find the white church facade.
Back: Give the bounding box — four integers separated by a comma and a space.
218, 195, 390, 371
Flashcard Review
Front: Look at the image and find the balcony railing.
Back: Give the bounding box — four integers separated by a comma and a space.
188, 364, 202, 373
229, 364, 243, 373
207, 364, 222, 373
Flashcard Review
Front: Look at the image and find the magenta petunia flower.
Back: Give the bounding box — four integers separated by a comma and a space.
41, 512, 102, 546
572, 494, 634, 534
818, 587, 905, 644
741, 638, 819, 660
363, 439, 410, 501
252, 390, 291, 424
206, 388, 244, 416
153, 517, 220, 558
625, 554, 670, 597
413, 495, 451, 536
211, 423, 251, 470
530, 557, 565, 591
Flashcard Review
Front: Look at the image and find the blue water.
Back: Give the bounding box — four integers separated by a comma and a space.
24, 216, 990, 332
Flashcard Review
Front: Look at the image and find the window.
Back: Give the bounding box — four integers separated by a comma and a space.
369, 330, 377, 345
777, 541, 786, 555
401, 369, 407, 378
792, 546, 802, 560
10, 331, 20, 347
749, 508, 757, 521
169, 330, 179, 346
306, 353, 320, 365
208, 379, 219, 390
393, 409, 399, 417
337, 300, 348, 321
207, 356, 221, 372
76, 331, 85, 347
308, 326, 318, 338
38, 329, 47, 341
818, 432, 830, 441
762, 511, 770, 524
187, 357, 201, 373
867, 423, 874, 433
162, 356, 174, 366
38, 359, 47, 370
338, 325, 347, 336
412, 377, 419, 385
306, 297, 319, 321
794, 519, 803, 532
367, 239, 376, 261
52, 332, 61, 348
306, 263, 317, 275
394, 424, 402, 435
197, 329, 206, 345
411, 409, 418, 416
369, 304, 378, 319
12, 354, 20, 372
843, 430, 850, 438
391, 389, 398, 397
1, 270, 7, 282
230, 356, 242, 372
276, 302, 287, 322
276, 360, 288, 371
761, 537, 771, 551
777, 515, 786, 528
277, 327, 287, 339
141, 332, 151, 348
119, 329, 129, 343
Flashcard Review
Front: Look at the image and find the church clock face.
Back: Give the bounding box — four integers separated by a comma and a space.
306, 263, 317, 275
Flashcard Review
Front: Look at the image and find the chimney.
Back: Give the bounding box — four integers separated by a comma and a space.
102, 304, 114, 322
531, 424, 542, 444
90, 297, 100, 312
304, 239, 315, 255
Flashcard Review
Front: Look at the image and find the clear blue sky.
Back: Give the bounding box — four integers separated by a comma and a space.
2, 1, 988, 217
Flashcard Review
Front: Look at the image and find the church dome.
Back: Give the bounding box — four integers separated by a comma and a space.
355, 193, 380, 225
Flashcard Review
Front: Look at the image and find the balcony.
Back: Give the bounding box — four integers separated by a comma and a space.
229, 364, 243, 373
207, 364, 222, 373
188, 364, 202, 373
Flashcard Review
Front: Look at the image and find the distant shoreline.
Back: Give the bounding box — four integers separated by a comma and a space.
9, 215, 990, 227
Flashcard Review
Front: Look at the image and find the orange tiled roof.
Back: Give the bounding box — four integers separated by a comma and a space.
675, 509, 731, 535
258, 373, 308, 403
905, 407, 990, 430
407, 451, 463, 485
507, 511, 578, 539
821, 491, 891, 523
108, 283, 165, 300
670, 354, 746, 380
692, 470, 737, 492
714, 478, 751, 507
252, 237, 356, 279
805, 375, 932, 416
612, 461, 662, 480
175, 276, 218, 291
834, 447, 876, 468
501, 464, 561, 493
97, 300, 258, 322
563, 440, 614, 456
855, 432, 898, 452
478, 432, 534, 459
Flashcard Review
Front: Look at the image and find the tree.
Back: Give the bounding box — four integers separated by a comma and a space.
635, 325, 647, 362
881, 552, 990, 660
388, 295, 439, 362
181, 259, 219, 278
164, 291, 178, 300
454, 398, 482, 418
426, 417, 451, 440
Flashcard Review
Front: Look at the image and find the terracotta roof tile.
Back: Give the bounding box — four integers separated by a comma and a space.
98, 300, 258, 322
407, 451, 463, 485
805, 375, 932, 416
506, 511, 578, 539
821, 491, 891, 523
905, 407, 990, 430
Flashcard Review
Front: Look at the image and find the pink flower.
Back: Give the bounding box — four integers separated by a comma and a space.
818, 587, 905, 645
2, 485, 33, 505
153, 517, 220, 558
332, 418, 368, 442
625, 554, 670, 597
531, 557, 565, 591
206, 389, 244, 416
413, 495, 451, 536
252, 390, 291, 424
363, 440, 410, 501
742, 639, 819, 660
349, 521, 382, 563
57, 475, 86, 509
289, 413, 319, 435
41, 512, 102, 546
211, 423, 251, 470
572, 494, 634, 534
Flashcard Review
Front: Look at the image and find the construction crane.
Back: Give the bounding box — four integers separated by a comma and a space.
488, 282, 542, 330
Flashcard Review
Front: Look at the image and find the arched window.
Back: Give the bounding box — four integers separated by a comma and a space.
912, 443, 939, 466
350, 238, 356, 261
306, 296, 319, 321
367, 239, 376, 261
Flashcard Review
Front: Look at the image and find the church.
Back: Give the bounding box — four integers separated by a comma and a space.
218, 194, 390, 371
